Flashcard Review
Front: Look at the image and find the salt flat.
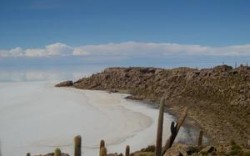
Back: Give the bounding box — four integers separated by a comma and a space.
0, 82, 192, 156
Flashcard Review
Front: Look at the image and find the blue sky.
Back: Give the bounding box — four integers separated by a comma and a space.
1, 0, 250, 48
0, 0, 249, 69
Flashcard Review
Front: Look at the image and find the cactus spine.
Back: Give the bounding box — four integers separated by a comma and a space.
155, 98, 165, 156
125, 145, 130, 156
74, 135, 81, 156
54, 148, 62, 156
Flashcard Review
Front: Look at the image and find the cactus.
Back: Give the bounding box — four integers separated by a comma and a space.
125, 145, 130, 156
198, 130, 203, 147
100, 140, 105, 149
74, 135, 81, 156
162, 107, 188, 155
155, 98, 165, 156
100, 147, 107, 156
54, 148, 62, 156
99, 140, 106, 156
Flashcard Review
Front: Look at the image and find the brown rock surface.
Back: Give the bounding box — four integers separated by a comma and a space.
33, 153, 70, 156
72, 65, 250, 146
55, 80, 73, 87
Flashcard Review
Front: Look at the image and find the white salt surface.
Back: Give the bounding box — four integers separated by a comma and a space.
0, 82, 191, 156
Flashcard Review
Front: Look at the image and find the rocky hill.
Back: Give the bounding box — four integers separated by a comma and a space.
66, 65, 250, 146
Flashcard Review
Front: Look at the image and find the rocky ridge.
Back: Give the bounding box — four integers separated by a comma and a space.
60, 65, 250, 147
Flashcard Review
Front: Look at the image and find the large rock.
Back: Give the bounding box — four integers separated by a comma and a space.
163, 143, 189, 156
55, 80, 73, 87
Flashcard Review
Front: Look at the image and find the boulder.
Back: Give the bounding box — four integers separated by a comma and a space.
164, 143, 189, 156
199, 146, 216, 155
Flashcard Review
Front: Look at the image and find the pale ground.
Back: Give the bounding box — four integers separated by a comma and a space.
0, 82, 195, 156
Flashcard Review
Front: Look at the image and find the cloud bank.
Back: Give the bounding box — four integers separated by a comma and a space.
0, 43, 73, 57
1, 42, 250, 58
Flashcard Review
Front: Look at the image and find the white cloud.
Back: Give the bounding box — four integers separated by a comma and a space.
25, 48, 47, 57
9, 47, 24, 57
0, 42, 250, 58
46, 42, 73, 56
0, 43, 73, 57
73, 42, 250, 56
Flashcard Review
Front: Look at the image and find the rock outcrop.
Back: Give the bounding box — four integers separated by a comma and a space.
33, 153, 70, 156
55, 80, 73, 87
72, 65, 250, 146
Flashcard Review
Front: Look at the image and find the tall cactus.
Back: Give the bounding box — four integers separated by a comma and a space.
155, 98, 165, 156
125, 145, 130, 156
74, 135, 81, 156
54, 148, 62, 156
100, 140, 105, 149
198, 130, 203, 147
99, 140, 106, 156
100, 147, 107, 156
162, 107, 188, 155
